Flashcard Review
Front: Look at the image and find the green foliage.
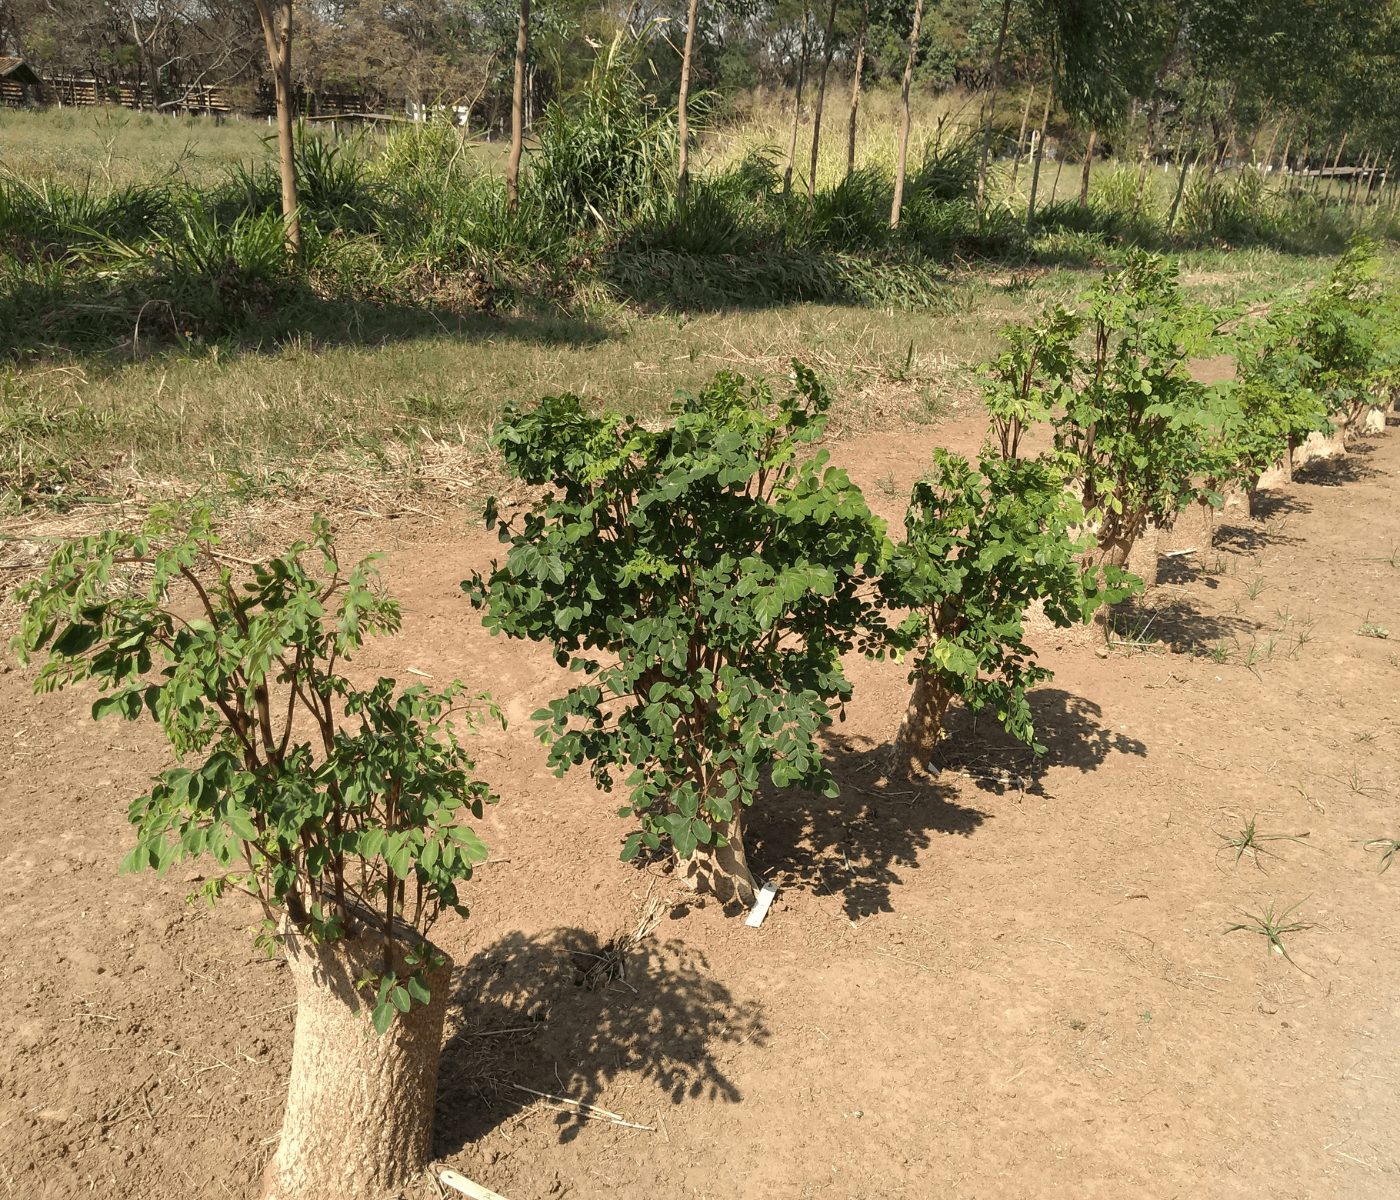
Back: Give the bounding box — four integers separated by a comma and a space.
13, 506, 499, 1033
464, 365, 887, 871
1291, 240, 1387, 427
881, 449, 1121, 753
981, 302, 1081, 459
1053, 253, 1221, 554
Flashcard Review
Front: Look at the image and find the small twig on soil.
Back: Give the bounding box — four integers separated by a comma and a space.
506, 1083, 656, 1131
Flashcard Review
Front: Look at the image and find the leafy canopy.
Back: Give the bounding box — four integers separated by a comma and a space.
14, 506, 497, 1033
1053, 252, 1221, 546
464, 364, 888, 863
883, 448, 1124, 753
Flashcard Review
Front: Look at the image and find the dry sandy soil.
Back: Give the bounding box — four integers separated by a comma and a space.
2, 411, 1399, 1200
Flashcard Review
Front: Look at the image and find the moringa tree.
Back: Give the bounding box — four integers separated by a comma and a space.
15, 507, 499, 1200
466, 366, 888, 907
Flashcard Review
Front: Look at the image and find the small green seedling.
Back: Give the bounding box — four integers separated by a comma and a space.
1357, 617, 1390, 640
1364, 838, 1400, 872
1216, 814, 1310, 869
1224, 899, 1313, 973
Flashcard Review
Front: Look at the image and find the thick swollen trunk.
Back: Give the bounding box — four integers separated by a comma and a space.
262, 923, 452, 1200
890, 669, 954, 777
682, 812, 757, 907
1087, 531, 1137, 631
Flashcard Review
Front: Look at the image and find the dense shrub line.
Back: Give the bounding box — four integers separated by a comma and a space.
13, 243, 1397, 1196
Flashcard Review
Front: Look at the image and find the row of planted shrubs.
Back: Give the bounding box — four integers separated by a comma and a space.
9, 243, 1398, 1194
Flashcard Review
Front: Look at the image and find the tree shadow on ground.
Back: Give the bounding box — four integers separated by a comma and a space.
929, 687, 1148, 796
1293, 451, 1380, 488
4, 269, 612, 365
1248, 490, 1312, 520
1116, 594, 1256, 654
1212, 520, 1303, 553
745, 731, 988, 921
434, 928, 765, 1151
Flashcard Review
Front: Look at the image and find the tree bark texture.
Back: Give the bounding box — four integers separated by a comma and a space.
783, 2, 811, 197
1077, 127, 1097, 208
261, 924, 452, 1200
253, 0, 301, 255
807, 0, 841, 199
890, 669, 954, 777
846, 1, 869, 177
682, 812, 758, 907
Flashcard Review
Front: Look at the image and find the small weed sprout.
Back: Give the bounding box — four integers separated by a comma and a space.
1357, 616, 1390, 640
1364, 838, 1400, 872
1223, 899, 1313, 973
1216, 814, 1310, 869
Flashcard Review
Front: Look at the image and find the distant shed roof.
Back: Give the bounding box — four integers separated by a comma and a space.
0, 57, 41, 86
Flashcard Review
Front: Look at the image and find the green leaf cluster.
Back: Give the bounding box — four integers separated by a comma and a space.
882, 449, 1131, 754
13, 505, 499, 1032
465, 364, 888, 863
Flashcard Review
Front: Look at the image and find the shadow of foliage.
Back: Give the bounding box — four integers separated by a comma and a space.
1293, 453, 1379, 487
929, 687, 1148, 791
434, 927, 765, 1150
1247, 490, 1312, 520
1212, 521, 1303, 553
1120, 594, 1257, 654
745, 731, 989, 921
2, 267, 611, 364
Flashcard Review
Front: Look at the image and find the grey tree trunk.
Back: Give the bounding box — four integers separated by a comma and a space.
506, 0, 530, 210
676, 0, 701, 202
975, 0, 1013, 206
890, 0, 925, 228
262, 923, 452, 1200
253, 0, 301, 256
846, 1, 869, 177
1077, 127, 1097, 207
807, 0, 841, 199
783, 2, 812, 197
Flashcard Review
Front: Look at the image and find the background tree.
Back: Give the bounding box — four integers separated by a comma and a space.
251, 0, 301, 254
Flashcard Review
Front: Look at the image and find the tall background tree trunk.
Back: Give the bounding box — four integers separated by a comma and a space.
1077, 127, 1097, 207
783, 2, 811, 197
262, 924, 452, 1200
1010, 82, 1035, 188
1025, 83, 1052, 226
890, 0, 925, 228
846, 0, 868, 177
806, 0, 841, 199
676, 0, 701, 203
253, 0, 300, 256
975, 0, 1013, 206
506, 0, 530, 210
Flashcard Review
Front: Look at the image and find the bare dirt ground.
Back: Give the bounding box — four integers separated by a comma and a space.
3, 414, 1399, 1200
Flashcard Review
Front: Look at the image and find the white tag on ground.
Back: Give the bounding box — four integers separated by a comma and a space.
745, 880, 778, 927
440, 1170, 512, 1200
